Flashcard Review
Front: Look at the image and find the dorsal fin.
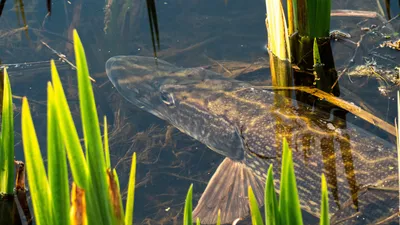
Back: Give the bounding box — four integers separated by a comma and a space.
193, 157, 265, 224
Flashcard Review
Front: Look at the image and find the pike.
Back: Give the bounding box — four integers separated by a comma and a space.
106, 56, 398, 224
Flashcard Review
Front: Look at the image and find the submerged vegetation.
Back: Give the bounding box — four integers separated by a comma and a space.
20, 30, 137, 225
183, 138, 330, 225
0, 68, 14, 196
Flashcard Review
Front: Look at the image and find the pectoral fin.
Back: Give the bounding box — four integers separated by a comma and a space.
193, 157, 265, 224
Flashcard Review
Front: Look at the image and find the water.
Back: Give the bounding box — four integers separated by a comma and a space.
0, 0, 399, 224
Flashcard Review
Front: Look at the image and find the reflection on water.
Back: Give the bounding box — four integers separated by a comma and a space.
0, 0, 399, 224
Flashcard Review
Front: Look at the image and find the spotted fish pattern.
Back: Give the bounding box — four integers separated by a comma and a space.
106, 55, 399, 224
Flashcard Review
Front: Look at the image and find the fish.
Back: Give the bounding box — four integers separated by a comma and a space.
105, 55, 399, 224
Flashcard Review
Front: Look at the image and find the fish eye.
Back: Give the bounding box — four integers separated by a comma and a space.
160, 91, 175, 107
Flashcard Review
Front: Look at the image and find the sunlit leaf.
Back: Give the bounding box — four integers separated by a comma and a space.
50, 60, 88, 188
106, 169, 124, 224
183, 184, 193, 225
279, 138, 303, 225
70, 182, 87, 225
320, 174, 329, 225
0, 68, 14, 194
21, 97, 53, 225
265, 0, 290, 60
73, 29, 112, 225
216, 209, 221, 225
313, 38, 321, 65
104, 116, 111, 169
47, 82, 69, 225
265, 164, 280, 225
125, 152, 136, 225
248, 186, 264, 225
113, 168, 125, 221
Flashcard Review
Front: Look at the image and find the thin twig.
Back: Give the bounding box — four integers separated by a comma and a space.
41, 41, 96, 82
330, 10, 378, 18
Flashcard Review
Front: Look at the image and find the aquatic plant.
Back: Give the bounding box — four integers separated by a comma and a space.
0, 68, 32, 225
21, 30, 136, 225
247, 138, 330, 225
265, 0, 331, 58
0, 68, 14, 196
184, 138, 330, 225
293, 0, 331, 38
265, 0, 339, 99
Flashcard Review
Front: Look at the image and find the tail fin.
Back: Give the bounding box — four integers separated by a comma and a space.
193, 157, 265, 224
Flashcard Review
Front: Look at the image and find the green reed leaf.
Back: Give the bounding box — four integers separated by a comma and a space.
50, 60, 88, 188
104, 116, 111, 169
112, 168, 125, 222
216, 209, 221, 225
0, 68, 14, 194
125, 152, 136, 225
22, 97, 53, 225
265, 164, 280, 225
265, 0, 291, 60
73, 29, 112, 225
279, 138, 303, 225
107, 168, 124, 225
248, 186, 264, 225
183, 184, 193, 225
320, 174, 329, 225
313, 38, 321, 65
47, 82, 69, 225
196, 218, 200, 225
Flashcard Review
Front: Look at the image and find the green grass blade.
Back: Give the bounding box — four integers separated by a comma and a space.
279, 138, 303, 225
0, 68, 14, 194
73, 29, 111, 225
107, 169, 124, 224
125, 152, 136, 225
313, 38, 321, 65
73, 30, 104, 156
183, 184, 193, 225
196, 218, 200, 225
307, 0, 331, 37
112, 168, 125, 221
265, 164, 280, 225
248, 186, 264, 225
47, 82, 70, 225
104, 116, 111, 169
216, 209, 221, 225
319, 174, 329, 225
21, 97, 53, 225
50, 60, 88, 188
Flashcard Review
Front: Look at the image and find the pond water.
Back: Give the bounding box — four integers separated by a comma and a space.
0, 0, 399, 224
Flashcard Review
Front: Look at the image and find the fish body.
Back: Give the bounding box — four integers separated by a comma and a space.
106, 56, 398, 224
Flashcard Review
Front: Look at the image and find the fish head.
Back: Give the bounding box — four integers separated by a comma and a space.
106, 55, 186, 120
106, 55, 247, 160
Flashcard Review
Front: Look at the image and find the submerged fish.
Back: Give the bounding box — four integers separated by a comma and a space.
105, 56, 399, 224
